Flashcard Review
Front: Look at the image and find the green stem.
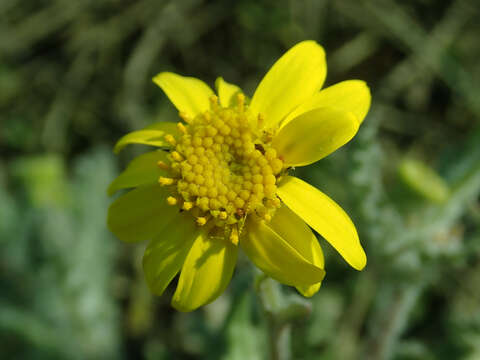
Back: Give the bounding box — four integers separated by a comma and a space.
366, 283, 423, 360
256, 276, 289, 360
255, 275, 312, 360
267, 322, 291, 360
255, 276, 287, 360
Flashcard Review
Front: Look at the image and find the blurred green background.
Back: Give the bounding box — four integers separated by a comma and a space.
1, 0, 480, 359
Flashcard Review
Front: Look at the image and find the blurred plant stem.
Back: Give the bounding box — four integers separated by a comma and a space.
365, 158, 480, 360
330, 269, 377, 360
255, 274, 312, 360
366, 283, 423, 360
257, 276, 291, 360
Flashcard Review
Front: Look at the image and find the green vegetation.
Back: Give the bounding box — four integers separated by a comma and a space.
1, 0, 479, 359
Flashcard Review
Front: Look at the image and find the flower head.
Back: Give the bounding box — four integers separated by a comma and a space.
108, 40, 371, 311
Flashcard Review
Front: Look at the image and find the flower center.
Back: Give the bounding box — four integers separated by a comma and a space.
159, 94, 284, 244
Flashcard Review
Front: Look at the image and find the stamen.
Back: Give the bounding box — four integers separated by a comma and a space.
164, 134, 176, 146
196, 216, 208, 226
157, 160, 170, 170
266, 198, 281, 208
170, 162, 181, 175
171, 151, 184, 162
265, 148, 277, 161
158, 177, 176, 186
166, 196, 178, 205
237, 93, 245, 113
209, 95, 219, 110
270, 158, 283, 175
203, 112, 211, 122
183, 201, 193, 210
177, 122, 188, 134
210, 210, 220, 218
230, 226, 239, 245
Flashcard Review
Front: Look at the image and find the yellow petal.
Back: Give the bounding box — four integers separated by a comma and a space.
282, 80, 371, 128
215, 77, 242, 107
242, 218, 325, 287
113, 122, 179, 154
269, 205, 325, 297
143, 214, 198, 296
249, 40, 326, 129
272, 107, 359, 167
153, 72, 214, 118
108, 151, 169, 196
107, 184, 178, 243
172, 234, 238, 312
277, 176, 366, 270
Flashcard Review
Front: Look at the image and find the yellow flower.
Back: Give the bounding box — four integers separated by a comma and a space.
107, 40, 370, 312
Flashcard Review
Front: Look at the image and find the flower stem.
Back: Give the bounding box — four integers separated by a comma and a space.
268, 322, 291, 360
255, 275, 311, 360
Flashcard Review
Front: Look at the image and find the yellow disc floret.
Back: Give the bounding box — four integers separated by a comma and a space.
159, 94, 284, 243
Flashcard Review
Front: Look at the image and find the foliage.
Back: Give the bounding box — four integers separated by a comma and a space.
1, 0, 479, 359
